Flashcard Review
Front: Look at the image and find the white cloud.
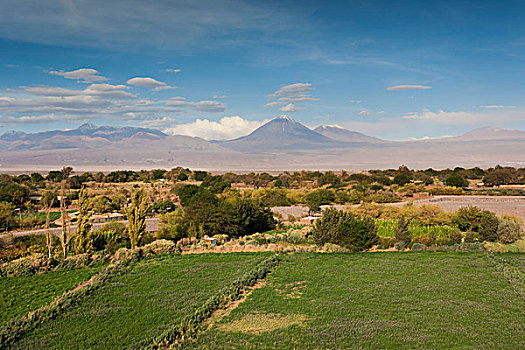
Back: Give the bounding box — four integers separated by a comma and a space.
49, 68, 107, 83
378, 111, 385, 114
401, 109, 524, 125
349, 99, 362, 103
213, 95, 228, 99
153, 85, 176, 92
166, 97, 226, 112
165, 68, 181, 73
480, 105, 517, 109
279, 103, 303, 112
127, 77, 168, 87
23, 84, 135, 99
265, 82, 319, 110
164, 116, 264, 140
0, 114, 79, 124
359, 110, 370, 116
387, 84, 431, 91
138, 116, 178, 129
269, 83, 312, 99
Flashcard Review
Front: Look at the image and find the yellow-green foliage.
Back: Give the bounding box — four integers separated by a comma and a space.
350, 203, 453, 225
376, 219, 460, 239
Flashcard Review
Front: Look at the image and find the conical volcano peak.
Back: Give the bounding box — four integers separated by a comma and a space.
275, 115, 295, 121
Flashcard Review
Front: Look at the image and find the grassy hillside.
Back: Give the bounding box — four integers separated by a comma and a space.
187, 252, 525, 349
11, 253, 267, 349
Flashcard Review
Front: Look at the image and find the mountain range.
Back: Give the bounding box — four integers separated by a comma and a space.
1, 117, 524, 171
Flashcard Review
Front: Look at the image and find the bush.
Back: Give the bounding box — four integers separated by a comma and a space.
311, 208, 378, 252
412, 234, 434, 246
497, 218, 522, 244
448, 229, 463, 244
479, 211, 500, 242
435, 237, 453, 246
464, 231, 478, 243
411, 243, 427, 251
445, 173, 468, 188
394, 217, 412, 243
380, 237, 396, 249
394, 241, 406, 251
453, 206, 483, 232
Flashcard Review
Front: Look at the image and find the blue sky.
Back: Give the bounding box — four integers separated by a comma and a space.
0, 0, 523, 140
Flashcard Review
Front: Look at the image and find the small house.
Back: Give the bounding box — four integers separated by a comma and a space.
203, 237, 217, 244
300, 216, 321, 225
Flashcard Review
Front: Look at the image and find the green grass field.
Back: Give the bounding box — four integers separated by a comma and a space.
5, 252, 524, 349
0, 267, 101, 325
10, 253, 267, 349
186, 252, 525, 349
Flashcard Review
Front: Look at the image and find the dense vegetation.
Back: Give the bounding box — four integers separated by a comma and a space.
311, 208, 378, 251
2, 164, 525, 233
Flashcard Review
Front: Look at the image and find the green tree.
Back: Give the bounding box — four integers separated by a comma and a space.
393, 173, 411, 186
40, 191, 56, 258
155, 209, 187, 242
0, 201, 15, 231
73, 187, 93, 254
445, 173, 469, 188
483, 167, 519, 186
304, 189, 335, 213
177, 172, 189, 181
125, 189, 151, 248
30, 173, 44, 183
59, 180, 71, 258
0, 183, 30, 206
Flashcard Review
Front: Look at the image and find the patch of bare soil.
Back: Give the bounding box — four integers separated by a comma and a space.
205, 280, 267, 328
218, 312, 310, 334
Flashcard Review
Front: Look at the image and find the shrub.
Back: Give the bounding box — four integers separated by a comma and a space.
464, 231, 478, 243
411, 243, 427, 251
394, 217, 412, 243
479, 211, 500, 242
448, 229, 463, 245
380, 237, 396, 249
453, 206, 483, 232
435, 237, 453, 246
91, 230, 121, 253
412, 234, 434, 246
311, 208, 378, 252
497, 218, 522, 244
394, 241, 406, 251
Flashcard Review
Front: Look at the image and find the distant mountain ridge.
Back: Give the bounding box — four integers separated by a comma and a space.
0, 123, 168, 151
0, 118, 524, 170
313, 124, 386, 143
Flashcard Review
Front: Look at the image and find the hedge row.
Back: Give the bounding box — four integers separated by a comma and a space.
0, 239, 179, 278
149, 254, 281, 349
487, 253, 525, 298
